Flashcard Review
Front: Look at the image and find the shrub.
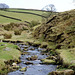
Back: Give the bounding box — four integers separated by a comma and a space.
4, 22, 20, 31
4, 24, 12, 31
30, 20, 40, 28
4, 22, 15, 31
14, 29, 22, 35
22, 27, 28, 30
3, 33, 12, 39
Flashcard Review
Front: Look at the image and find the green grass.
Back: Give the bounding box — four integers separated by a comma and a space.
0, 9, 44, 23
0, 16, 20, 23
0, 42, 20, 70
56, 48, 75, 67
7, 8, 47, 15
0, 8, 51, 24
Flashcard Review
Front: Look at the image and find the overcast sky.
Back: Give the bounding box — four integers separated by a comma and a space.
0, 0, 75, 12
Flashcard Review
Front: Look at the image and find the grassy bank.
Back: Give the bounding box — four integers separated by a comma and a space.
0, 42, 21, 73
56, 48, 75, 69
33, 9, 75, 71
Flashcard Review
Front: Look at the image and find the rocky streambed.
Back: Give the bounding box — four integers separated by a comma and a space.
8, 43, 57, 75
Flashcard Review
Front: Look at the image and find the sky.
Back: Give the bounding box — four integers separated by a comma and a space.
0, 0, 75, 12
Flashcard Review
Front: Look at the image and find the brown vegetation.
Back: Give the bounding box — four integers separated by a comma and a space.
33, 9, 75, 49
14, 29, 22, 35
3, 33, 12, 39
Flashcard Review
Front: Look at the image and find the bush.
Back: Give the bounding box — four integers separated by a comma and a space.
4, 22, 15, 31
14, 29, 22, 35
22, 27, 28, 30
3, 33, 12, 39
4, 22, 20, 31
30, 20, 40, 28
4, 24, 12, 31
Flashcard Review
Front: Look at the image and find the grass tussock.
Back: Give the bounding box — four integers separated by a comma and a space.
4, 22, 20, 31
56, 48, 75, 70
3, 33, 12, 39
30, 20, 40, 28
14, 29, 22, 35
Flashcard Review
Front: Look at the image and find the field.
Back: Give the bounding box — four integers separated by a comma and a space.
0, 8, 48, 24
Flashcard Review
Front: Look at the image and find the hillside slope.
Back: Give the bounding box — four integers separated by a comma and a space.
34, 9, 75, 49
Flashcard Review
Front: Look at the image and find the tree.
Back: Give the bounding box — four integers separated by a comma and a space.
0, 3, 9, 9
42, 4, 56, 12
42, 4, 56, 21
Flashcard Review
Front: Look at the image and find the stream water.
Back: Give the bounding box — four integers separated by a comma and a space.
8, 43, 57, 75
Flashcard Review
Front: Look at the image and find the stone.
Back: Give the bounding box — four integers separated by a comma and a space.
64, 69, 74, 75
12, 63, 20, 69
46, 56, 57, 60
20, 67, 27, 72
23, 48, 28, 51
23, 45, 29, 48
48, 71, 64, 75
48, 69, 74, 75
21, 52, 29, 55
24, 62, 33, 65
12, 63, 17, 67
26, 55, 38, 61
27, 46, 35, 50
41, 58, 56, 64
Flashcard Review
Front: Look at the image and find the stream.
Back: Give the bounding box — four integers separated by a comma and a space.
8, 43, 57, 75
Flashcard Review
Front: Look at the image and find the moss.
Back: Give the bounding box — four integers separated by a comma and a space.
41, 58, 56, 64
20, 67, 27, 72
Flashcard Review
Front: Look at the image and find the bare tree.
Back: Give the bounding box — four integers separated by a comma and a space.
42, 4, 56, 21
42, 4, 56, 12
0, 3, 9, 9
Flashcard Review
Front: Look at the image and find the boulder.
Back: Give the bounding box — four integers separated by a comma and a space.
20, 67, 27, 72
23, 45, 29, 48
12, 63, 17, 67
26, 55, 38, 61
28, 47, 35, 50
46, 56, 57, 60
64, 69, 74, 75
48, 71, 64, 75
21, 52, 29, 55
41, 58, 56, 64
23, 48, 28, 51
24, 61, 33, 65
48, 69, 74, 75
12, 63, 20, 69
